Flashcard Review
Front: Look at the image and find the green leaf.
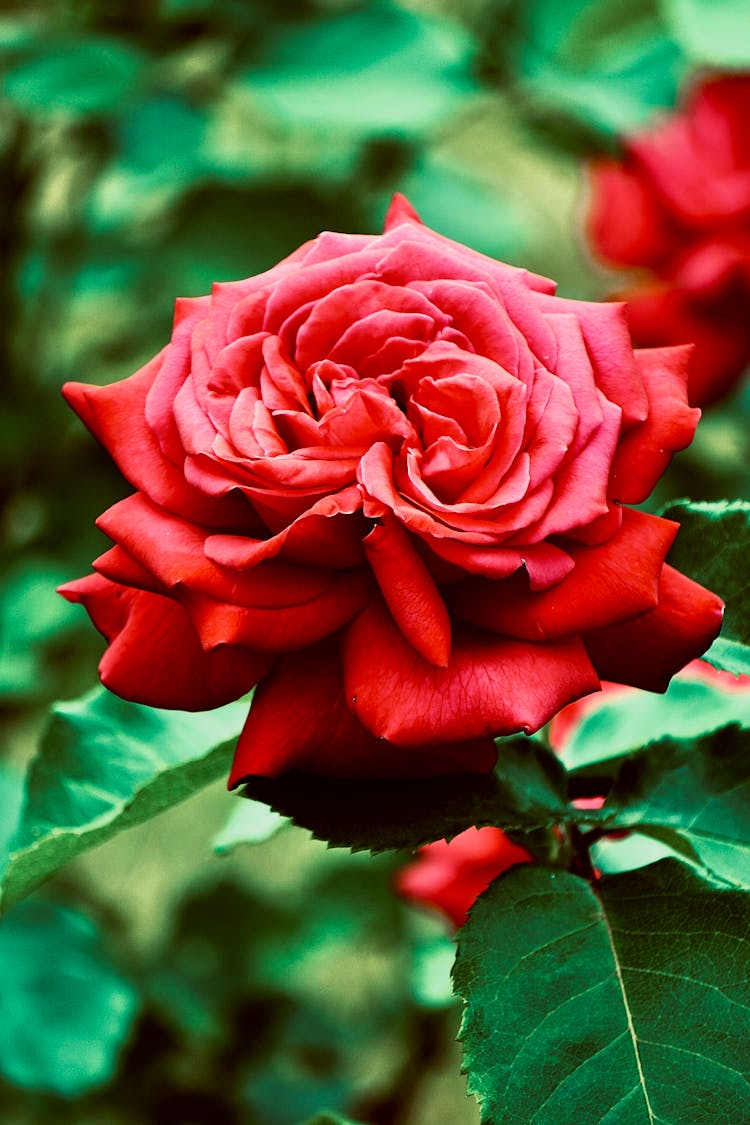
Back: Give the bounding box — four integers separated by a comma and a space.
409, 921, 457, 1009
0, 560, 83, 699
664, 500, 750, 674
590, 830, 683, 874
454, 860, 750, 1124
0, 768, 25, 863
662, 0, 750, 67
1, 687, 246, 912
597, 725, 750, 888
212, 797, 288, 855
245, 3, 475, 138
4, 37, 144, 116
0, 899, 138, 1095
242, 737, 569, 853
558, 669, 750, 770
500, 0, 686, 135
300, 1114, 368, 1125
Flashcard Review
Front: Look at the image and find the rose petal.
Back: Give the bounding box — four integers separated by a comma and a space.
205, 486, 366, 569
63, 358, 249, 528
343, 598, 600, 745
58, 573, 268, 710
609, 345, 699, 504
363, 513, 451, 667
447, 509, 678, 640
228, 638, 497, 783
96, 493, 343, 609
583, 564, 724, 692
587, 159, 678, 268
423, 535, 575, 586
186, 567, 372, 653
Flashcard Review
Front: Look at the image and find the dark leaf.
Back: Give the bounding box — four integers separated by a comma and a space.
455, 860, 750, 1123
243, 738, 569, 853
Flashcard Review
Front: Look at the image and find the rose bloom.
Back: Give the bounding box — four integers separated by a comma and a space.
588, 75, 750, 406
395, 827, 533, 929
60, 196, 723, 784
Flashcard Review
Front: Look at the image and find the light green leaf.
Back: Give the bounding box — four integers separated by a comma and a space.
245, 3, 476, 137
212, 797, 287, 855
664, 500, 750, 674
502, 0, 686, 134
0, 899, 138, 1095
243, 737, 569, 853
559, 669, 750, 770
4, 37, 144, 115
662, 0, 750, 67
598, 725, 750, 888
0, 768, 25, 863
409, 921, 456, 1009
590, 830, 683, 874
1, 686, 246, 911
300, 1115, 368, 1125
454, 860, 750, 1123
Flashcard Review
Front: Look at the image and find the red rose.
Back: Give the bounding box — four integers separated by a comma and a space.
550, 658, 750, 754
588, 75, 750, 406
395, 827, 533, 929
60, 195, 723, 783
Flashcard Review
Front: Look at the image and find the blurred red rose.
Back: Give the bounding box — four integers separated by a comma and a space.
60, 195, 723, 783
549, 658, 750, 754
395, 827, 533, 928
588, 75, 750, 406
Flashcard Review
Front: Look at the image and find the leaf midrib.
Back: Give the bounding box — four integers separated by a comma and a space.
596, 887, 657, 1125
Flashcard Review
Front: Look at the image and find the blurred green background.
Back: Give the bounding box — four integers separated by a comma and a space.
1, 0, 749, 1121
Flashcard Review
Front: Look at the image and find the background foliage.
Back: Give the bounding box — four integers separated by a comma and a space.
2, 0, 750, 1121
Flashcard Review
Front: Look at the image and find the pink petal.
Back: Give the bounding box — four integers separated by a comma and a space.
384, 193, 424, 230
609, 345, 699, 504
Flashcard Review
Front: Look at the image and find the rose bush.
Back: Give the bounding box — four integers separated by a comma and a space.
395, 827, 533, 928
588, 74, 750, 406
60, 195, 723, 783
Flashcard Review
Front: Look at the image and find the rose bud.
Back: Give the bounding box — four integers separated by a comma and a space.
60, 196, 724, 783
395, 827, 533, 929
588, 74, 750, 406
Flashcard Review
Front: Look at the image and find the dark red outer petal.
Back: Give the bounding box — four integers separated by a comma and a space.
58, 573, 270, 710
228, 638, 497, 783
446, 509, 678, 641
582, 564, 724, 693
184, 568, 372, 653
343, 598, 600, 746
394, 827, 533, 929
